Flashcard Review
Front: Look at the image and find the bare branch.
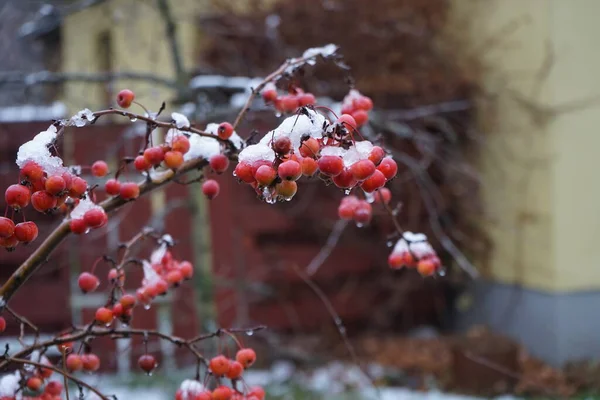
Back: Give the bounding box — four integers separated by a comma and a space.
305, 219, 349, 276
156, 0, 186, 90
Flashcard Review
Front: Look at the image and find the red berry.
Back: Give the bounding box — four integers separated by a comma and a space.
337, 114, 357, 131
0, 234, 19, 251
332, 168, 357, 189
209, 154, 229, 174
226, 360, 244, 379
280, 95, 299, 112
317, 155, 344, 177
117, 89, 135, 108
273, 136, 292, 155
349, 159, 376, 181
105, 179, 121, 195
120, 294, 136, 309
0, 316, 5, 332
353, 201, 372, 225
112, 302, 124, 317
153, 279, 169, 295
0, 217, 15, 239
134, 155, 151, 171
373, 187, 392, 205
144, 146, 164, 166
138, 354, 157, 373
14, 221, 38, 243
196, 392, 212, 400
417, 258, 438, 276
248, 387, 265, 400
27, 376, 43, 391
81, 353, 101, 372
166, 269, 183, 286
31, 190, 57, 212
360, 170, 386, 193
69, 177, 88, 198
388, 252, 405, 269
20, 161, 44, 182
66, 354, 83, 372
368, 146, 386, 165
275, 180, 297, 199
30, 177, 47, 193
78, 272, 99, 293
236, 348, 257, 368
164, 151, 184, 169
338, 196, 359, 220
262, 88, 278, 102
209, 355, 230, 376
171, 135, 190, 154
217, 122, 234, 140
61, 172, 74, 190
301, 157, 319, 176
70, 218, 88, 234
299, 137, 320, 158
352, 110, 369, 127
277, 160, 301, 181
119, 182, 140, 200
45, 175, 66, 195
377, 157, 398, 180
179, 261, 194, 279
212, 386, 233, 400
234, 162, 256, 183
45, 381, 63, 396
298, 93, 316, 106
5, 184, 31, 209
95, 307, 113, 325
354, 96, 373, 111
202, 179, 220, 199
84, 208, 107, 228
91, 160, 109, 177
254, 165, 277, 186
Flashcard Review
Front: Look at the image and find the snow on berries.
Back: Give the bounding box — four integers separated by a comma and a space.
387, 232, 442, 276
341, 89, 374, 127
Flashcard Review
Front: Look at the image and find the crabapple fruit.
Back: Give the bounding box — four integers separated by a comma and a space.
14, 221, 38, 243
117, 89, 135, 108
209, 355, 230, 376
66, 354, 83, 372
45, 175, 66, 195
0, 217, 15, 238
78, 272, 99, 293
95, 307, 113, 325
91, 160, 109, 177
70, 218, 87, 234
317, 155, 344, 177
202, 179, 220, 199
217, 122, 234, 140
209, 154, 229, 174
171, 135, 190, 154
105, 179, 121, 195
164, 151, 184, 169
138, 354, 157, 373
278, 160, 301, 181
5, 184, 30, 209
119, 182, 140, 200
236, 348, 257, 368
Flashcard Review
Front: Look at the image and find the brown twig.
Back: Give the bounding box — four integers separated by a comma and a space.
6, 357, 110, 400
306, 219, 349, 276
188, 325, 267, 345
5, 306, 39, 340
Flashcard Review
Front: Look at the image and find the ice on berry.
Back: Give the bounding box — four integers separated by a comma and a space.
150, 242, 168, 265
142, 260, 162, 286
171, 112, 190, 129
179, 379, 205, 398
69, 198, 103, 220
16, 124, 66, 175
259, 109, 327, 151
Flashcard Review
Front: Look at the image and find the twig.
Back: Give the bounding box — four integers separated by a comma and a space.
306, 219, 349, 276
6, 357, 109, 400
5, 306, 39, 340
188, 325, 266, 345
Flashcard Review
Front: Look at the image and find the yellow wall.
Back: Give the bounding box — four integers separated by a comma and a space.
450, 0, 600, 292
61, 0, 206, 113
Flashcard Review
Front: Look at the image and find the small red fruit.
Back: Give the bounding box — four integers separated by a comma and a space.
26, 376, 43, 391
0, 234, 19, 251
360, 170, 386, 193
45, 381, 63, 396
254, 165, 276, 186
105, 179, 121, 195
91, 160, 109, 177
0, 217, 15, 239
134, 155, 151, 171
166, 269, 183, 286
337, 114, 357, 131
5, 184, 31, 209
388, 252, 405, 269
354, 96, 373, 111
14, 221, 38, 243
83, 208, 107, 228
45, 175, 66, 195
217, 122, 234, 140
66, 354, 83, 372
179, 261, 194, 279
298, 93, 316, 106
112, 303, 124, 317
299, 137, 320, 158
234, 162, 255, 183
337, 196, 359, 220
262, 88, 278, 102
377, 157, 398, 180
280, 95, 299, 112
171, 135, 191, 154
212, 386, 233, 400
278, 160, 301, 181
117, 89, 135, 108
138, 354, 157, 373
248, 387, 266, 400
0, 316, 5, 333
373, 187, 392, 205
70, 218, 87, 234
236, 348, 257, 368
417, 258, 438, 277
332, 168, 357, 189
81, 353, 101, 372
226, 360, 244, 379
78, 272, 99, 293
31, 190, 57, 212
69, 177, 88, 198
317, 155, 344, 177
353, 201, 372, 225
273, 136, 292, 155
349, 159, 376, 181
119, 182, 140, 200
120, 294, 136, 309
209, 154, 229, 174
368, 146, 386, 165
95, 307, 113, 325
20, 161, 44, 182
202, 179, 220, 199
275, 180, 297, 199
209, 355, 230, 376
144, 146, 164, 166
352, 110, 369, 126
164, 151, 184, 169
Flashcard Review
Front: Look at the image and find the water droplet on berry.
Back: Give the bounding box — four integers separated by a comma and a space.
146, 372, 153, 377
246, 330, 254, 336
232, 171, 238, 177
143, 304, 151, 310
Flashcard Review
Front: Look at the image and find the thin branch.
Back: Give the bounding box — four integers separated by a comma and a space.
156, 0, 186, 91
306, 219, 349, 276
188, 325, 266, 345
6, 358, 109, 400
0, 71, 176, 88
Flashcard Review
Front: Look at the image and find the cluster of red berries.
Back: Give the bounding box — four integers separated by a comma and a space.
133, 134, 190, 173
262, 83, 316, 113
9, 355, 65, 399
340, 89, 374, 127
135, 249, 194, 307
387, 233, 442, 276
337, 188, 392, 226
64, 352, 101, 373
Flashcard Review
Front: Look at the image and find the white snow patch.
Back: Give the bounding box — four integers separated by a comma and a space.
301, 44, 339, 64
150, 242, 168, 265
70, 198, 103, 220
171, 112, 190, 129
259, 109, 327, 151
0, 371, 20, 397
321, 141, 374, 167
70, 108, 95, 127
16, 124, 66, 175
142, 260, 162, 286
178, 379, 205, 399
238, 143, 276, 164
392, 232, 435, 259
0, 102, 67, 122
